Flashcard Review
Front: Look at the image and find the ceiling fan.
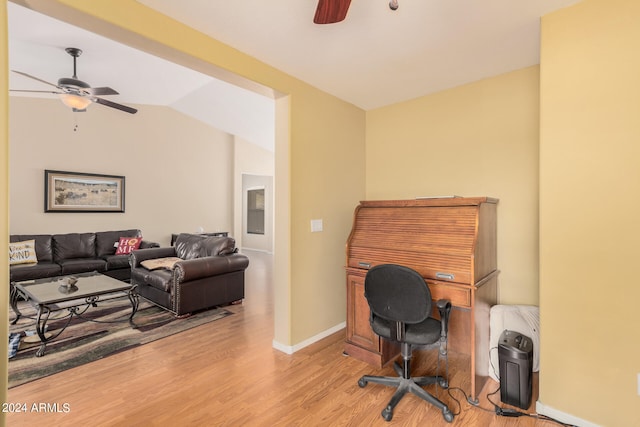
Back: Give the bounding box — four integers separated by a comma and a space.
11, 47, 137, 114
314, 0, 399, 24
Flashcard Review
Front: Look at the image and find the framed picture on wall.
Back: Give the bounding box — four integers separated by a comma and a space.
44, 170, 125, 213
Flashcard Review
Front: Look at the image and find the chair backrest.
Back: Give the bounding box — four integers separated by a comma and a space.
364, 264, 432, 324
174, 233, 236, 260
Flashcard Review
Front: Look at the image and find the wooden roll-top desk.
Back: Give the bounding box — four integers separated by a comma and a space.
344, 197, 498, 402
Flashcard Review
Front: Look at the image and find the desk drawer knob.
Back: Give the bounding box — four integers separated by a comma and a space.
436, 272, 455, 281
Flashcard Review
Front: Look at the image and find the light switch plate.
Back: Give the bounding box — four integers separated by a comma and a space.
311, 219, 323, 232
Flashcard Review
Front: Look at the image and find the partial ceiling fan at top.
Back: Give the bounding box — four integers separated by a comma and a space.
10, 47, 137, 114
313, 0, 399, 24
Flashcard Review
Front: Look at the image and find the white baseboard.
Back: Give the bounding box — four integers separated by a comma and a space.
272, 322, 346, 355
240, 247, 273, 254
536, 400, 601, 427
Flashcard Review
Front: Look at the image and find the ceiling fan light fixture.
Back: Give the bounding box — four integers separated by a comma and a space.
59, 93, 91, 110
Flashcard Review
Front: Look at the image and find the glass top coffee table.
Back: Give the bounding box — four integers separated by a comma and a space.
10, 271, 138, 357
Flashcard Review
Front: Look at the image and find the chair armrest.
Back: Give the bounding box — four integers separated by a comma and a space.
436, 299, 452, 338
129, 247, 177, 267
436, 299, 452, 356
175, 254, 249, 283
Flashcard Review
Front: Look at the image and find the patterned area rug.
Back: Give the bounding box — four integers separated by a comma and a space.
8, 297, 232, 388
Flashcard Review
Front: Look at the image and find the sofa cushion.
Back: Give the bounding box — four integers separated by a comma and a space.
9, 240, 37, 265
10, 234, 53, 263
174, 234, 206, 260
95, 229, 141, 257
104, 254, 131, 270
53, 233, 96, 262
10, 262, 61, 282
115, 237, 142, 255
174, 234, 237, 260
131, 267, 173, 293
58, 258, 107, 275
200, 236, 237, 256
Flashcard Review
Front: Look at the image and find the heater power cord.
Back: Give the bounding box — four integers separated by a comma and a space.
442, 383, 579, 427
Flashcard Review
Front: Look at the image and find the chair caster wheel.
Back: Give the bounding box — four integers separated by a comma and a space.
438, 378, 449, 388
358, 378, 367, 388
382, 406, 393, 422
442, 408, 454, 423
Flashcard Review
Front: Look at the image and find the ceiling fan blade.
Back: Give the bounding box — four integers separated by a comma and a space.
88, 86, 119, 96
11, 70, 60, 89
10, 89, 63, 94
94, 97, 137, 114
314, 0, 352, 24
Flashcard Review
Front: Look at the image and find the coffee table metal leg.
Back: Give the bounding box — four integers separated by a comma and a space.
9, 283, 23, 325
128, 287, 139, 325
34, 305, 75, 357
35, 305, 51, 357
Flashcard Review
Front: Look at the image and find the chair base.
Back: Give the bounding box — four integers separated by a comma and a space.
358, 361, 454, 423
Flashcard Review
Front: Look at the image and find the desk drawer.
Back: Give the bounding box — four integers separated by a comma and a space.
428, 281, 471, 308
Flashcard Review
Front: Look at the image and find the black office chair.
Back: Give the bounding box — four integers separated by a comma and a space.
358, 264, 454, 423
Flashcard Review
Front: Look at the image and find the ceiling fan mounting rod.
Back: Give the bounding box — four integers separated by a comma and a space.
65, 47, 82, 78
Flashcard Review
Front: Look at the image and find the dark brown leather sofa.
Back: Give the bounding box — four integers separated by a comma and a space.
9, 229, 159, 283
130, 233, 249, 316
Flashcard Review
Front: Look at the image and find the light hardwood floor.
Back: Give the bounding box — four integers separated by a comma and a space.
7, 251, 565, 426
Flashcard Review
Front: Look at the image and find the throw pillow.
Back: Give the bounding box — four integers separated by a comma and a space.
115, 237, 143, 255
140, 257, 182, 271
8, 333, 21, 359
9, 240, 38, 265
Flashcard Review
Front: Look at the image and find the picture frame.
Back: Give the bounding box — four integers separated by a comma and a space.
44, 170, 125, 213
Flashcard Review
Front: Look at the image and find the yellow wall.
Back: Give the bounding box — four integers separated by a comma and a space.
289, 92, 366, 342
7, 1, 639, 425
366, 67, 541, 305
540, 0, 640, 425
1, 3, 9, 425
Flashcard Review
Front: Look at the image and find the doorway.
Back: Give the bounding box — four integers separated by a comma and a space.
242, 174, 273, 253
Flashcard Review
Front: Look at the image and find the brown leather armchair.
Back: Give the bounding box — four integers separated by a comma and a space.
130, 234, 249, 316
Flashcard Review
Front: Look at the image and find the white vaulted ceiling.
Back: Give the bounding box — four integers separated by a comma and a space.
8, 0, 583, 152
138, 0, 582, 109
8, 2, 275, 152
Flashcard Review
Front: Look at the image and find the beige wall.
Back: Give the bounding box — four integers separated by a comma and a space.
9, 97, 235, 247
233, 136, 275, 251
366, 66, 540, 305
540, 0, 640, 425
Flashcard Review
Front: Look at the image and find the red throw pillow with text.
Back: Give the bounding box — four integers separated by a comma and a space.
115, 237, 142, 255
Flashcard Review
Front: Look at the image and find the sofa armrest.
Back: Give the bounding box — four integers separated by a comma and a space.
140, 240, 160, 249
175, 254, 249, 283
130, 247, 177, 267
